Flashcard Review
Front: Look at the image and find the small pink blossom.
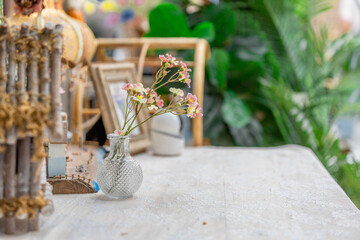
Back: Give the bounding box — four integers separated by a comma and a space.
159, 55, 167, 62
133, 83, 144, 92
132, 93, 147, 104
169, 88, 184, 97
185, 77, 191, 88
122, 83, 132, 91
114, 129, 126, 136
156, 96, 164, 108
180, 61, 191, 72
186, 103, 203, 118
159, 54, 179, 68
178, 61, 192, 88
122, 83, 146, 95
147, 97, 155, 104
148, 105, 158, 111
185, 93, 197, 104
150, 91, 157, 97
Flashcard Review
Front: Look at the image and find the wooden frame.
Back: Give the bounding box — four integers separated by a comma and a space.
94, 38, 211, 146
89, 62, 150, 154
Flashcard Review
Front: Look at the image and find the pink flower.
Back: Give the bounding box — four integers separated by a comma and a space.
178, 61, 192, 88
122, 83, 132, 91
122, 83, 146, 96
184, 93, 202, 118
159, 55, 167, 62
114, 129, 126, 136
147, 97, 155, 104
180, 61, 191, 72
145, 89, 159, 105
185, 93, 197, 104
185, 77, 191, 88
159, 54, 178, 68
169, 88, 184, 97
186, 103, 203, 118
156, 96, 164, 108
150, 91, 157, 97
133, 83, 144, 92
148, 105, 158, 111
132, 93, 147, 104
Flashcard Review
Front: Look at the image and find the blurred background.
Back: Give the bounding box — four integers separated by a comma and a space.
5, 0, 360, 207
70, 0, 360, 208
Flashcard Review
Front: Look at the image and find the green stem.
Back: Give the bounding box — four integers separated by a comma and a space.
126, 103, 144, 135
154, 79, 177, 92
127, 109, 166, 133
122, 94, 130, 130
123, 100, 136, 126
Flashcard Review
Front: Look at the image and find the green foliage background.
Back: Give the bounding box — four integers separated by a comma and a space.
145, 0, 360, 207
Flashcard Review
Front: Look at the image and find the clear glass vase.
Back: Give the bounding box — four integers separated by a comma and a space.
96, 134, 143, 199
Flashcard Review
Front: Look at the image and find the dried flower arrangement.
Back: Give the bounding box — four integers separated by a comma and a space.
114, 54, 203, 136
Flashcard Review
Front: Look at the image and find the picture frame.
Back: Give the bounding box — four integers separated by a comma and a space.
90, 62, 150, 154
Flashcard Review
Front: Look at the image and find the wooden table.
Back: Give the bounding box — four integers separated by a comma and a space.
3, 145, 360, 239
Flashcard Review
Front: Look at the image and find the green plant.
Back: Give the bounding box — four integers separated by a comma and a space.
146, 2, 263, 146
146, 0, 360, 207
240, 0, 360, 206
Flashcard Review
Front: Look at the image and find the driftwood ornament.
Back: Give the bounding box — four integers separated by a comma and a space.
0, 19, 64, 235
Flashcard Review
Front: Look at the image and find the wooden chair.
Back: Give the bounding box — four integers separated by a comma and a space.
73, 38, 210, 146
72, 78, 101, 144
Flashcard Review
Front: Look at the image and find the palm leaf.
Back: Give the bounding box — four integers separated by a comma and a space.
249, 0, 333, 90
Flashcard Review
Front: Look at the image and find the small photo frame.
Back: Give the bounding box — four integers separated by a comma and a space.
90, 63, 150, 154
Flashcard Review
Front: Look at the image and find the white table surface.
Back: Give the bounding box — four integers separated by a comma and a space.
3, 145, 360, 240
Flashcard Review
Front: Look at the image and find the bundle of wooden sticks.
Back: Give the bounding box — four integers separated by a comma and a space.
0, 20, 64, 234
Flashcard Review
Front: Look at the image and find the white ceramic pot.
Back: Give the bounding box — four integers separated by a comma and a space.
151, 113, 185, 156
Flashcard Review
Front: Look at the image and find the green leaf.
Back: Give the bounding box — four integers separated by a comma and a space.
145, 3, 190, 37
228, 119, 263, 146
227, 36, 268, 92
250, 0, 311, 89
190, 21, 215, 42
222, 91, 252, 128
203, 4, 236, 46
206, 48, 230, 90
203, 90, 235, 146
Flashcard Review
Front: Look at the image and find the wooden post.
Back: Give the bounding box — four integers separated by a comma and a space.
7, 25, 17, 145
15, 23, 30, 232
0, 23, 7, 218
193, 39, 207, 146
17, 27, 40, 232
4, 23, 18, 233
4, 145, 16, 234
39, 23, 53, 95
28, 23, 54, 231
3, 0, 13, 17
16, 137, 30, 231
1, 22, 16, 235
50, 24, 64, 139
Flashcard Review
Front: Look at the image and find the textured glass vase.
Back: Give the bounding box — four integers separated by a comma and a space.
97, 134, 143, 199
